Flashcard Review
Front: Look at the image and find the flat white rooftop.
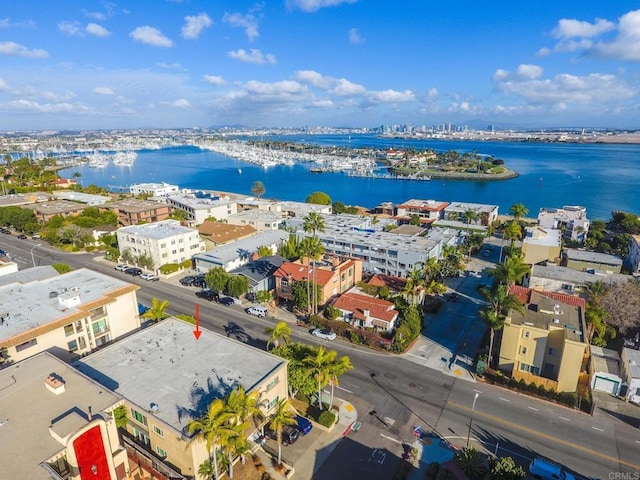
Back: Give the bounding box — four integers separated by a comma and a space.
75, 318, 286, 434
117, 219, 196, 239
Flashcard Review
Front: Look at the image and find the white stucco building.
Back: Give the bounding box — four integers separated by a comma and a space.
116, 220, 205, 270
130, 182, 180, 197
166, 191, 238, 225
538, 206, 590, 244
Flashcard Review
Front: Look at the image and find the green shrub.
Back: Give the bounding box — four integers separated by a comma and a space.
349, 331, 364, 345
317, 411, 336, 427
159, 263, 180, 274
180, 259, 192, 269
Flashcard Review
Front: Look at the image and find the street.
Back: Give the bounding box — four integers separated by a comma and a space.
2, 235, 639, 478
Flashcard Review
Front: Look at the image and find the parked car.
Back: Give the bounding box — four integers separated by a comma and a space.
179, 275, 196, 286
124, 267, 143, 276
295, 415, 313, 435
312, 328, 337, 340
246, 306, 268, 317
196, 290, 219, 302
31, 233, 40, 239
140, 273, 159, 281
529, 458, 576, 480
114, 264, 130, 271
274, 426, 299, 445
218, 297, 235, 306
138, 303, 150, 315
17, 234, 27, 239
0, 228, 10, 234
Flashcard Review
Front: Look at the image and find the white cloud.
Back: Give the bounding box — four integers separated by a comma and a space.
86, 23, 110, 37
157, 62, 183, 69
427, 88, 438, 98
0, 41, 48, 58
2, 99, 89, 114
348, 27, 364, 44
0, 18, 35, 29
172, 99, 191, 108
182, 13, 212, 39
551, 17, 615, 39
295, 70, 334, 89
58, 21, 82, 36
244, 80, 306, 96
286, 0, 358, 13
295, 70, 365, 96
493, 64, 543, 82
311, 99, 334, 108
94, 87, 115, 95
223, 11, 260, 41
0, 78, 8, 90
331, 78, 366, 96
203, 75, 225, 86
227, 49, 276, 64
130, 26, 173, 47
366, 89, 416, 103
593, 10, 640, 60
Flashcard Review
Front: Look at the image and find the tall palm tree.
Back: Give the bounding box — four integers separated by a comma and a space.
187, 398, 236, 480
463, 208, 480, 228
328, 355, 353, 408
303, 346, 336, 411
298, 237, 315, 315
490, 253, 530, 286
402, 268, 425, 306
225, 386, 264, 429
221, 423, 248, 478
141, 297, 169, 323
265, 321, 292, 350
268, 398, 297, 466
508, 202, 529, 222
480, 284, 525, 366
502, 220, 523, 249
303, 212, 326, 314
198, 459, 216, 480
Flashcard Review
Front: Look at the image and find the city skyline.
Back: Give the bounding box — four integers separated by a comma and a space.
2, 1, 640, 131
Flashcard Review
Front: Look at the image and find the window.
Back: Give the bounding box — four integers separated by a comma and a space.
64, 324, 74, 337
519, 363, 540, 375
267, 396, 279, 410
524, 331, 530, 339
548, 347, 557, 356
78, 337, 87, 350
281, 279, 288, 287
561, 283, 573, 292
92, 319, 108, 335
68, 340, 78, 352
520, 346, 527, 355
75, 320, 83, 332
133, 427, 150, 446
131, 408, 148, 426
153, 426, 164, 437
265, 377, 279, 392
16, 338, 38, 352
349, 269, 352, 277
156, 446, 167, 458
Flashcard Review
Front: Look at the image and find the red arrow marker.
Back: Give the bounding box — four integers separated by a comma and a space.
193, 303, 202, 340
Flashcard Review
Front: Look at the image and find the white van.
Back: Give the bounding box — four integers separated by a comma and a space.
247, 306, 268, 317
529, 458, 576, 480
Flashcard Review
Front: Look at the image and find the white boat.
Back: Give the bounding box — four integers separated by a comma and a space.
238, 168, 242, 174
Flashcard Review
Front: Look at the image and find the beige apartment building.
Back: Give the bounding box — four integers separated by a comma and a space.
75, 318, 289, 480
498, 286, 587, 392
0, 267, 140, 366
521, 226, 562, 265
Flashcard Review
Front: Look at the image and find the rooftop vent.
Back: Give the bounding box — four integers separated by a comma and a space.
49, 291, 58, 298
45, 373, 65, 395
552, 318, 561, 324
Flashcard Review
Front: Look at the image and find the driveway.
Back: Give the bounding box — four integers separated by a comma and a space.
591, 390, 640, 429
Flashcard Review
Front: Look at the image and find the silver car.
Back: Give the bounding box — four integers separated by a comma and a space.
312, 328, 337, 340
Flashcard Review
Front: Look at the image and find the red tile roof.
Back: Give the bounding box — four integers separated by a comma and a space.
274, 261, 334, 286
367, 274, 407, 292
508, 285, 586, 309
333, 292, 398, 324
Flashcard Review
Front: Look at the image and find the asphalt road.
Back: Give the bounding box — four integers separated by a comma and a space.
2, 235, 639, 478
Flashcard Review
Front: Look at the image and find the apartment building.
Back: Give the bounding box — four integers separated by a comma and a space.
75, 318, 289, 480
197, 220, 257, 249
333, 291, 399, 334
0, 352, 128, 480
498, 286, 587, 392
116, 220, 205, 270
227, 208, 285, 232
625, 234, 640, 275
31, 200, 86, 223
538, 206, 590, 244
395, 198, 449, 225
563, 248, 623, 273
102, 198, 171, 226
166, 191, 238, 225
129, 182, 179, 197
442, 201, 499, 227
0, 267, 140, 366
52, 191, 112, 205
522, 227, 562, 265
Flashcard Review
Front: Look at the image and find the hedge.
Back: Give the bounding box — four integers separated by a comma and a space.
317, 411, 336, 428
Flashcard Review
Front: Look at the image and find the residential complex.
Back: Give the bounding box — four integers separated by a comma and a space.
562, 248, 623, 273
227, 208, 285, 232
129, 182, 180, 197
521, 226, 562, 265
75, 318, 289, 480
116, 219, 205, 270
333, 291, 399, 333
0, 352, 128, 480
395, 198, 449, 225
197, 220, 257, 249
102, 198, 171, 226
0, 267, 140, 365
165, 191, 238, 225
441, 201, 499, 227
52, 191, 112, 205
538, 206, 590, 244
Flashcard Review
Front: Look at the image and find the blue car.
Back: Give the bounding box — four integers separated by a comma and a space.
295, 415, 312, 435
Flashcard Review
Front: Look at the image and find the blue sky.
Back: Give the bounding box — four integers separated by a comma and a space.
2, 0, 640, 130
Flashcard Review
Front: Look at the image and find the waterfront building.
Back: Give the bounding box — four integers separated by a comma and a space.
441, 201, 499, 228
276, 200, 332, 217
193, 229, 289, 272
0, 267, 140, 366
197, 220, 257, 249
562, 248, 623, 274
625, 234, 640, 275
395, 199, 449, 225
116, 220, 205, 271
521, 227, 562, 265
31, 200, 87, 223
0, 352, 129, 480
538, 206, 590, 244
165, 191, 238, 225
101, 198, 171, 226
499, 286, 587, 393
52, 191, 112, 206
374, 201, 396, 216
227, 208, 285, 232
129, 181, 179, 197
75, 318, 289, 480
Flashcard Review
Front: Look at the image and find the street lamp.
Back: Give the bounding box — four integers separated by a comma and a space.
30, 243, 42, 268
466, 392, 480, 448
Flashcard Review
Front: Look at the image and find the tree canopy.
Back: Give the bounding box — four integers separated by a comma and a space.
305, 191, 331, 205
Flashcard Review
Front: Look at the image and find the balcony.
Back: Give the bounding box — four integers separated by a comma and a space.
121, 431, 187, 480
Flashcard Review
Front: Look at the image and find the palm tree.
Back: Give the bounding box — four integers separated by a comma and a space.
225, 386, 264, 428
490, 252, 530, 286
303, 212, 326, 314
221, 423, 248, 478
328, 355, 353, 408
187, 398, 236, 480
198, 459, 217, 480
502, 220, 523, 249
265, 321, 292, 350
480, 284, 525, 366
303, 346, 336, 411
251, 181, 266, 199
299, 236, 324, 314
402, 268, 425, 306
268, 398, 297, 466
141, 297, 169, 322
463, 208, 480, 228
508, 202, 529, 222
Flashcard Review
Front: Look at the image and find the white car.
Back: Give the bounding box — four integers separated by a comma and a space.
468, 271, 482, 278
114, 264, 130, 271
312, 328, 337, 340
246, 306, 268, 317
140, 273, 159, 281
